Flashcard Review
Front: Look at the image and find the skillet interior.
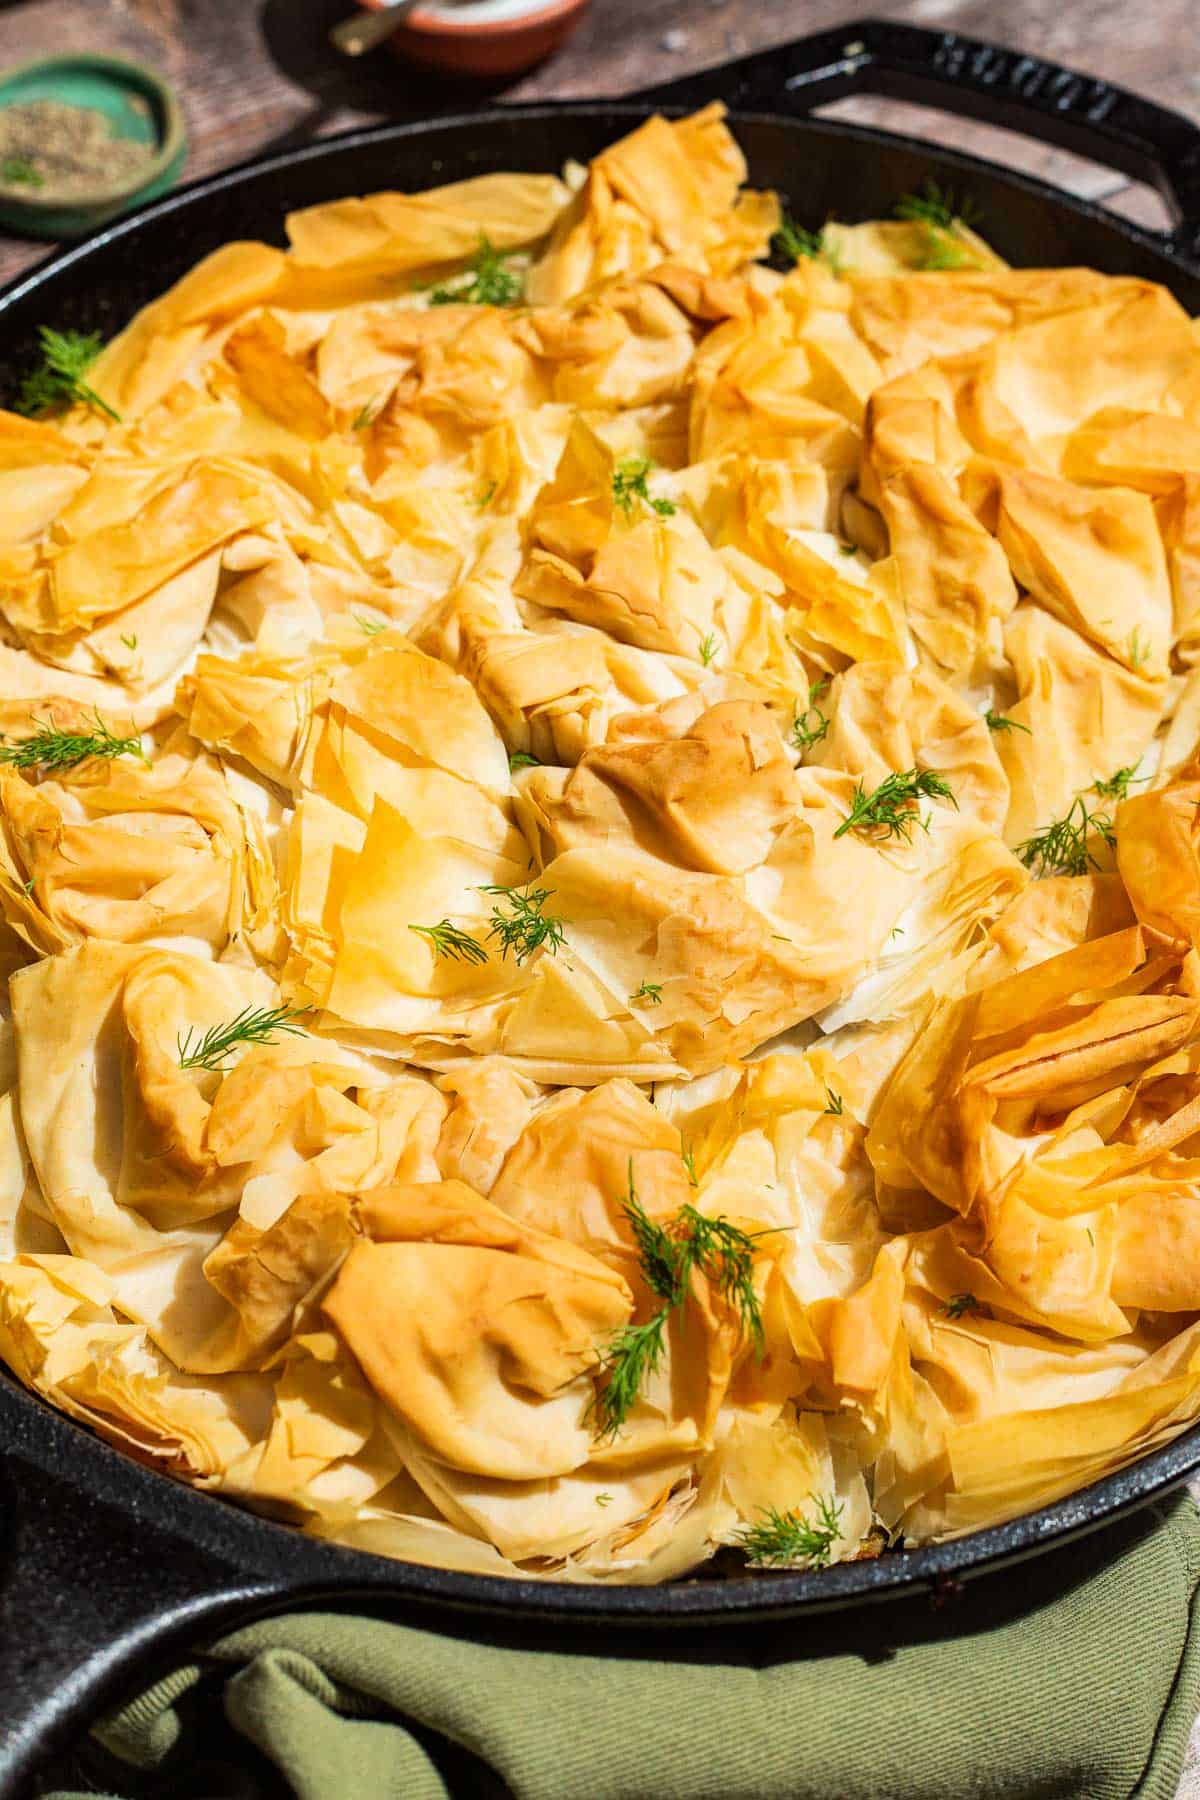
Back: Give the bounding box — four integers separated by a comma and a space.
3, 89, 1200, 1787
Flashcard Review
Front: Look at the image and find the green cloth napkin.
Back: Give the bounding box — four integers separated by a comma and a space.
45, 1495, 1200, 1800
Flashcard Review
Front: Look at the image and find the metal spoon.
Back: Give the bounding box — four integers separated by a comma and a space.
329, 0, 423, 57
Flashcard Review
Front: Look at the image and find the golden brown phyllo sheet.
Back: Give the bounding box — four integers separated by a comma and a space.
3, 106, 1200, 1580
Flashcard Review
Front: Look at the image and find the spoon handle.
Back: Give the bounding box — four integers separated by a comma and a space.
329, 0, 423, 57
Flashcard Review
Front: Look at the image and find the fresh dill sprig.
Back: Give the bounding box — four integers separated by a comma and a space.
772, 215, 840, 272
894, 178, 979, 231
1091, 762, 1143, 803
354, 613, 388, 635
591, 1162, 773, 1437
351, 396, 384, 430
177, 1003, 311, 1073
475, 480, 498, 511
681, 1144, 698, 1187
478, 882, 565, 963
0, 711, 146, 773
630, 979, 663, 1006
984, 710, 1030, 735
611, 455, 677, 519
408, 919, 489, 965
833, 767, 957, 843
823, 1087, 844, 1116
119, 633, 138, 651
791, 685, 830, 755
509, 749, 540, 772
943, 1292, 984, 1319
3, 158, 43, 188
591, 1313, 671, 1439
737, 1495, 844, 1569
1016, 794, 1116, 878
916, 228, 977, 271
678, 1202, 766, 1352
699, 632, 720, 668
596, 1492, 613, 1507
16, 326, 121, 422
1128, 626, 1151, 670
429, 234, 523, 308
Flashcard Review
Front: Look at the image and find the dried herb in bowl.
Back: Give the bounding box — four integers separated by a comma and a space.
0, 99, 155, 199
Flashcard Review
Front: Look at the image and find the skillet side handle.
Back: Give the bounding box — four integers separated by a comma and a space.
629, 17, 1200, 261
0, 1450, 285, 1799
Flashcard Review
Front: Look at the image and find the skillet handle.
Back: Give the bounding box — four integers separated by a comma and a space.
0, 1444, 286, 1798
630, 17, 1200, 261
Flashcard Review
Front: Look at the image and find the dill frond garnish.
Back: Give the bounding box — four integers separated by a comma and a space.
791, 685, 830, 755
119, 633, 138, 651
630, 979, 663, 1006
475, 480, 498, 510
354, 613, 388, 635
943, 1292, 984, 1319
16, 326, 121, 422
1091, 762, 1143, 803
0, 711, 146, 774
681, 1144, 698, 1186
1016, 794, 1116, 878
823, 1087, 844, 1116
699, 632, 720, 668
833, 767, 957, 843
736, 1495, 844, 1569
772, 216, 840, 272
478, 882, 565, 963
916, 229, 976, 271
1128, 626, 1151, 670
408, 920, 489, 965
894, 178, 979, 231
508, 749, 540, 772
611, 455, 677, 519
894, 181, 982, 273
592, 1313, 671, 1438
351, 397, 383, 430
177, 1003, 311, 1073
591, 1161, 774, 1437
429, 234, 523, 308
1018, 763, 1145, 878
984, 710, 1030, 735
595, 1492, 613, 1507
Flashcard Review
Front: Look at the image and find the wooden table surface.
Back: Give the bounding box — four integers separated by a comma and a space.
1, 0, 1199, 286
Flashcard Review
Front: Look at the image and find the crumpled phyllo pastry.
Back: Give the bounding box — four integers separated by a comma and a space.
0, 747, 271, 960
325, 1179, 632, 1479
808, 662, 1008, 829
994, 605, 1165, 848
526, 105, 777, 306
867, 924, 1200, 1223
870, 455, 1018, 685
515, 697, 799, 872
530, 793, 919, 1079
516, 416, 728, 658
7, 459, 273, 642
10, 942, 300, 1256
283, 171, 568, 300
847, 268, 1146, 378
964, 463, 1172, 676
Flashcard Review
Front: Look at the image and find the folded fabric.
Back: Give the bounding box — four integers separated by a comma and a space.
45, 1494, 1200, 1800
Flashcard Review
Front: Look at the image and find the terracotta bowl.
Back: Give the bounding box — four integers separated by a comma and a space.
362, 0, 591, 79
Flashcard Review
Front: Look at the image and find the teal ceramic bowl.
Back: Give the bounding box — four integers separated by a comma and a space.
0, 53, 186, 240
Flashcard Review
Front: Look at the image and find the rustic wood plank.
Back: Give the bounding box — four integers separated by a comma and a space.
0, 0, 1196, 288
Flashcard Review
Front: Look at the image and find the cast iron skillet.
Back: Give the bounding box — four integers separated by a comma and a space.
4, 16, 1200, 1792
